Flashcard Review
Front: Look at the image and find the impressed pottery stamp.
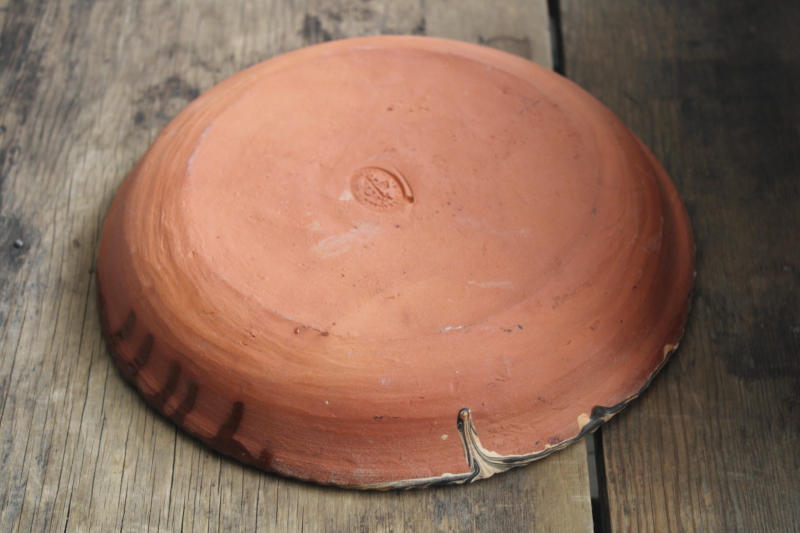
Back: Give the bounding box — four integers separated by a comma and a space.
350, 167, 413, 212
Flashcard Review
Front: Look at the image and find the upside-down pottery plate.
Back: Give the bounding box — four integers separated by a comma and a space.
97, 36, 694, 488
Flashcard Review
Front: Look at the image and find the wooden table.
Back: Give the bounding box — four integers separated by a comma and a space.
1, 0, 797, 531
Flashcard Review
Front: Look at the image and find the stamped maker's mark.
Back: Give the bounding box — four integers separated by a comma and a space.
350, 167, 413, 212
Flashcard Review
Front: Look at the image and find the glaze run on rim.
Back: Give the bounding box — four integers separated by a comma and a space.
97, 36, 695, 489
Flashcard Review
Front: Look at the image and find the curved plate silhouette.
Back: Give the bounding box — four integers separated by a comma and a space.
97, 36, 694, 488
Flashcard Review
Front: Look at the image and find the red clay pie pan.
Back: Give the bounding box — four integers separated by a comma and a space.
97, 36, 694, 489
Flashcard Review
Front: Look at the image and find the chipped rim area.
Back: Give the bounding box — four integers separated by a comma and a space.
359, 288, 694, 490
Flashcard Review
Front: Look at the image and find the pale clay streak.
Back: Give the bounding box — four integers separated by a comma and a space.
311, 222, 380, 258
467, 280, 514, 289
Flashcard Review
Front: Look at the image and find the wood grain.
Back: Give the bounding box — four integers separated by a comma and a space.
0, 0, 593, 532
561, 0, 800, 531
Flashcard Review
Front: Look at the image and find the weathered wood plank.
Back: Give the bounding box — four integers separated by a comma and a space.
0, 1, 592, 531
562, 0, 800, 531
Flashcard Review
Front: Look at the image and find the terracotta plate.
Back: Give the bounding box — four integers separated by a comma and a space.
97, 36, 694, 488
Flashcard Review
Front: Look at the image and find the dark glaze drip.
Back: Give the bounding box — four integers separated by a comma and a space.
120, 334, 154, 381
113, 310, 136, 341
209, 402, 251, 461
97, 296, 275, 471
134, 334, 153, 368
148, 361, 181, 411
170, 381, 198, 425
255, 449, 274, 470
212, 401, 244, 441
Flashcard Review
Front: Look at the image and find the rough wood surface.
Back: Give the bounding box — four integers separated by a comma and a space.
0, 1, 595, 532
562, 0, 800, 531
